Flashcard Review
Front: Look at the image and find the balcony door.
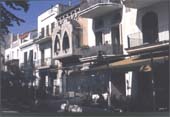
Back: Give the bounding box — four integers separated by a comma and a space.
111, 26, 120, 54
24, 52, 27, 66
142, 12, 158, 44
41, 49, 44, 66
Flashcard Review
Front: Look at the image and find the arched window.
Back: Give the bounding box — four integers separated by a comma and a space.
54, 35, 60, 54
142, 12, 158, 44
62, 32, 70, 50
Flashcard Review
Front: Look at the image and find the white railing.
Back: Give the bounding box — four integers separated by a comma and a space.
34, 57, 52, 67
81, 0, 121, 10
127, 30, 169, 48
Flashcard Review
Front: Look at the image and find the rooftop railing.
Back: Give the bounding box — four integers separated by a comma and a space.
81, 0, 121, 10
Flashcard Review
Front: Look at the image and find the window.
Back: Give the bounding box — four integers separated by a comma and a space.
75, 32, 80, 48
126, 7, 131, 13
95, 31, 103, 46
7, 55, 9, 60
41, 28, 44, 38
29, 50, 33, 65
46, 25, 49, 36
62, 32, 70, 50
142, 12, 158, 44
54, 35, 60, 54
12, 35, 17, 42
94, 18, 104, 29
41, 50, 44, 65
12, 51, 14, 59
24, 52, 27, 65
34, 52, 36, 59
51, 22, 55, 33
17, 49, 19, 58
111, 12, 121, 24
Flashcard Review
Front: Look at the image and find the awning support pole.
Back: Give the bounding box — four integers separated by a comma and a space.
108, 68, 112, 107
150, 52, 156, 111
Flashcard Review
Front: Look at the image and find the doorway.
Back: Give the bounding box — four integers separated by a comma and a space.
142, 12, 158, 44
135, 71, 153, 111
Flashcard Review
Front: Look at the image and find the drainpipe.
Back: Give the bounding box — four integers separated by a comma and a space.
108, 68, 112, 107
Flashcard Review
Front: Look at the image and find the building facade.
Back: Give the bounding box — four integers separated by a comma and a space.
34, 4, 70, 95
3, 0, 169, 112
51, 0, 169, 111
4, 30, 38, 85
123, 0, 169, 111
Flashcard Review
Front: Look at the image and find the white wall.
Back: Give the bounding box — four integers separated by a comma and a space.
121, 1, 169, 52
136, 2, 169, 41
5, 36, 21, 61
38, 4, 69, 37
122, 1, 170, 97
20, 44, 37, 65
87, 19, 95, 47
121, 6, 138, 53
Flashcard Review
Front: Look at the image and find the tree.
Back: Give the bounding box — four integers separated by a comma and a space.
0, 0, 29, 40
0, 1, 29, 102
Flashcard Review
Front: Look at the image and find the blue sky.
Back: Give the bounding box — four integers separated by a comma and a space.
8, 0, 79, 34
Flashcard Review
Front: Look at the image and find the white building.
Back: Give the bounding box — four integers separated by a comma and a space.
35, 4, 70, 95
4, 34, 20, 71
5, 34, 20, 61
19, 29, 38, 84
4, 30, 38, 84
50, 0, 169, 111
123, 0, 169, 111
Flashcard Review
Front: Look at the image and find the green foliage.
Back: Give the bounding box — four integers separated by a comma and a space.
0, 0, 29, 40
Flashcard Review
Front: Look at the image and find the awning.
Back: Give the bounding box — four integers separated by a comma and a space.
83, 56, 169, 72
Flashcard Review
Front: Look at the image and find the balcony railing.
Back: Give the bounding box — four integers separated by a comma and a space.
80, 0, 122, 18
127, 30, 169, 48
81, 0, 121, 9
34, 57, 52, 68
20, 62, 34, 70
75, 44, 123, 57
5, 59, 19, 66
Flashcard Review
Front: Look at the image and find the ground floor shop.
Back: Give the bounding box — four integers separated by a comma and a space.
58, 52, 169, 112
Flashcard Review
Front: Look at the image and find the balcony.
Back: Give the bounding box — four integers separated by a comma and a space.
126, 31, 169, 54
5, 59, 19, 66
34, 57, 52, 68
75, 44, 122, 57
20, 62, 34, 71
34, 33, 51, 44
79, 0, 122, 18
124, 0, 162, 9
54, 44, 123, 61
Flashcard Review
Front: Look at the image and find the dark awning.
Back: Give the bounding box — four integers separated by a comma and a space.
83, 56, 169, 72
